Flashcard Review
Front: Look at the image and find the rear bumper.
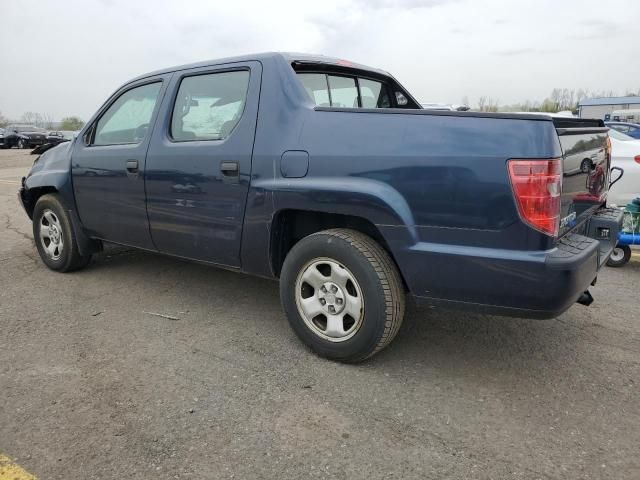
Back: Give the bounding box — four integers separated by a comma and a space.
394, 208, 624, 319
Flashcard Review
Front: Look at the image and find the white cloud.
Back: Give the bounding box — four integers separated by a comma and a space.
0, 0, 637, 120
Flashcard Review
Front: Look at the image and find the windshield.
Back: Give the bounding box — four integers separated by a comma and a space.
608, 128, 635, 141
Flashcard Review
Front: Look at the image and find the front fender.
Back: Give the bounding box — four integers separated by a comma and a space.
22, 141, 76, 214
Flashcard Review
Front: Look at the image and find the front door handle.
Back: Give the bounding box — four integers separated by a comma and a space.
220, 161, 239, 184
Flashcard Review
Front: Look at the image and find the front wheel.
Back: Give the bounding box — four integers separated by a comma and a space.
32, 194, 92, 272
280, 229, 405, 362
18, 138, 28, 149
606, 245, 631, 268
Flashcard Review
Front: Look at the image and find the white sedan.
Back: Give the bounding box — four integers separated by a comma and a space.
607, 128, 640, 207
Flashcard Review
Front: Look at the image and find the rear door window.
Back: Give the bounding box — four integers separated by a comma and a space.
171, 70, 250, 142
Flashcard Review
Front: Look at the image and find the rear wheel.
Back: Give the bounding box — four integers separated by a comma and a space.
32, 194, 92, 272
606, 245, 631, 267
280, 228, 405, 362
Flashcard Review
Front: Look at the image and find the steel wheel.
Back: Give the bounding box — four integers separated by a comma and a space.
39, 209, 64, 260
609, 247, 625, 263
606, 245, 631, 267
295, 257, 364, 342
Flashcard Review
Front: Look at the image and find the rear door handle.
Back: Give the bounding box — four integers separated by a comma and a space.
126, 159, 139, 172
220, 161, 239, 184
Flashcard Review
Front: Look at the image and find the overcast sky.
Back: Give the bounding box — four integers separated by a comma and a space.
1, 0, 638, 121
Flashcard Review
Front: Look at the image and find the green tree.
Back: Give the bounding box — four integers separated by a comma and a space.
60, 116, 84, 130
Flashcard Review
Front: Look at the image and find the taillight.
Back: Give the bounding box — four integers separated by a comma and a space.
507, 158, 562, 237
635, 155, 640, 165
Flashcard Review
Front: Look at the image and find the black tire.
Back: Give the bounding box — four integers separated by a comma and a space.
32, 194, 92, 272
606, 245, 631, 268
280, 228, 405, 362
18, 138, 28, 149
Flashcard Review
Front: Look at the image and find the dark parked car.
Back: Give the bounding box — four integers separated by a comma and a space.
2, 124, 47, 148
605, 121, 640, 139
46, 131, 67, 145
18, 53, 622, 362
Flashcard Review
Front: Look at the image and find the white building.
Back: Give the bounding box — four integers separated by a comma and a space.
578, 96, 640, 120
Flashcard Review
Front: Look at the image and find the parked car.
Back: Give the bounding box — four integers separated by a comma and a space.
46, 131, 67, 145
31, 131, 81, 154
18, 53, 622, 362
2, 124, 47, 149
605, 121, 640, 139
607, 128, 640, 207
609, 109, 640, 125
60, 130, 80, 140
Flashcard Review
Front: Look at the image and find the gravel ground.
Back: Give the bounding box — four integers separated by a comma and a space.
0, 148, 639, 479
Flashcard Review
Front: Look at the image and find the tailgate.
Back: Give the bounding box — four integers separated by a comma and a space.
554, 118, 610, 236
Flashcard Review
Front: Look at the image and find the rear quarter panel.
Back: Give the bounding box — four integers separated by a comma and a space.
300, 110, 561, 247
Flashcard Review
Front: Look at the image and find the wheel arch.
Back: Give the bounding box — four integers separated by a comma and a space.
21, 185, 59, 219
269, 209, 408, 290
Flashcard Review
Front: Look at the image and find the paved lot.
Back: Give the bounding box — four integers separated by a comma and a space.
0, 148, 639, 479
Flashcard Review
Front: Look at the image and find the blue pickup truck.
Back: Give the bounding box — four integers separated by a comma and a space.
19, 52, 623, 362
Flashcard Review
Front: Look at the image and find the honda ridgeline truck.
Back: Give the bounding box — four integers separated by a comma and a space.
19, 53, 623, 362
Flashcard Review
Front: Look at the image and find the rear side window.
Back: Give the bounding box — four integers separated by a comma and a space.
297, 72, 391, 109
297, 73, 330, 106
94, 82, 161, 145
359, 78, 391, 108
328, 75, 358, 108
171, 70, 250, 142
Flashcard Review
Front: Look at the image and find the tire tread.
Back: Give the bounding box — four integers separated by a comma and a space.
304, 228, 405, 361
33, 194, 91, 272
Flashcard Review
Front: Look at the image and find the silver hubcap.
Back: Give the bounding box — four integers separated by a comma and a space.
295, 258, 364, 342
610, 248, 624, 262
39, 209, 64, 260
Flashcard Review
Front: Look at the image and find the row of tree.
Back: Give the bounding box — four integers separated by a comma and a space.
468, 88, 640, 113
0, 110, 84, 131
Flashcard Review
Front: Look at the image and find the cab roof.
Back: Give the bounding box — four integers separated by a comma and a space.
128, 52, 389, 84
